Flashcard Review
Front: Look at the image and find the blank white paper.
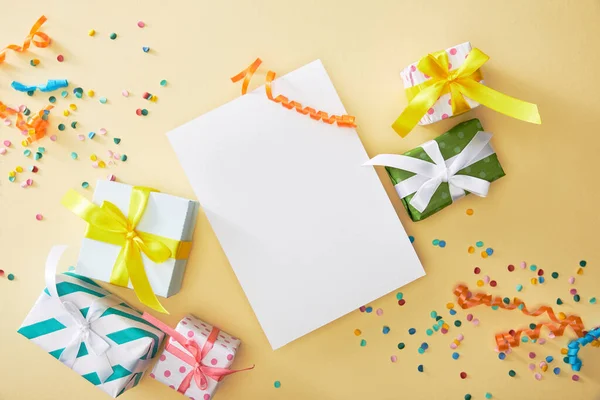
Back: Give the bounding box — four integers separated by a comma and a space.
168, 60, 425, 349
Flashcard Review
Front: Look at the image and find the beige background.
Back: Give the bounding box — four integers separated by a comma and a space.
1, 1, 600, 399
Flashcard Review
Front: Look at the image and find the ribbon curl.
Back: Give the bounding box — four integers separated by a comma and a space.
566, 327, 600, 371
231, 58, 356, 128
392, 47, 541, 137
142, 313, 253, 393
365, 130, 493, 213
454, 284, 585, 351
45, 246, 117, 382
0, 16, 51, 65
62, 187, 193, 314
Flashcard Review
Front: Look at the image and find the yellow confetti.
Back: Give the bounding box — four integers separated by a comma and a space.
561, 348, 568, 355
558, 312, 566, 320
446, 302, 454, 310
15, 166, 23, 173
468, 246, 475, 254
88, 29, 96, 36
9, 171, 16, 177
481, 251, 488, 258
476, 280, 484, 287
69, 104, 77, 111
63, 110, 70, 116
21, 140, 28, 147
87, 90, 95, 97
531, 278, 538, 285
90, 154, 97, 161
98, 160, 106, 168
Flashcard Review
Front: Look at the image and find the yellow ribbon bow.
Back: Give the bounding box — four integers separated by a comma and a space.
62, 187, 192, 313
392, 48, 541, 137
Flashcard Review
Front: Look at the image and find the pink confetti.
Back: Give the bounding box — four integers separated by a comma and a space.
122, 90, 129, 97
390, 355, 397, 363
92, 161, 99, 168
0, 148, 6, 155
570, 288, 577, 295
538, 338, 546, 345
3, 140, 11, 147
483, 275, 490, 284
113, 153, 120, 160
77, 134, 85, 141
520, 261, 527, 269
539, 361, 547, 368
535, 373, 542, 381
528, 363, 535, 371
472, 318, 480, 326
569, 276, 575, 284
107, 174, 116, 181
50, 135, 57, 141
99, 128, 107, 135
3, 119, 10, 126
20, 181, 28, 188
18, 105, 26, 112
376, 308, 383, 316
450, 343, 457, 349
548, 332, 556, 339
26, 178, 33, 186
457, 334, 464, 341
137, 21, 145, 28
466, 314, 473, 322
35, 213, 43, 221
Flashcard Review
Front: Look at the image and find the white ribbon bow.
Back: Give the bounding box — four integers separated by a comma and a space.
45, 245, 119, 382
364, 131, 495, 213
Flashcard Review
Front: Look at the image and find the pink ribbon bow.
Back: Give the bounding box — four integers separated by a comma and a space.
143, 313, 253, 394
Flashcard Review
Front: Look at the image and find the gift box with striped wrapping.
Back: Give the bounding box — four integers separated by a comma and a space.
18, 270, 165, 397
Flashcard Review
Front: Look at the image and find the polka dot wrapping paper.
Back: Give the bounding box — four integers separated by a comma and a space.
150, 315, 241, 400
400, 41, 481, 126
383, 118, 505, 221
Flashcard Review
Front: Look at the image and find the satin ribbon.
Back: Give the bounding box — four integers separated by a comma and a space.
231, 58, 356, 128
11, 79, 68, 93
61, 187, 193, 314
0, 16, 51, 65
364, 130, 494, 213
18, 105, 53, 143
45, 245, 117, 382
142, 313, 253, 393
454, 284, 585, 351
392, 47, 541, 137
566, 327, 600, 372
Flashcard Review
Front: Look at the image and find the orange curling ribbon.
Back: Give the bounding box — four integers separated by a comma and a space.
454, 284, 586, 351
17, 105, 53, 143
0, 16, 51, 65
231, 58, 357, 128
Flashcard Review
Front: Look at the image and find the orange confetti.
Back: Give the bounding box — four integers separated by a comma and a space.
232, 58, 357, 128
468, 246, 475, 254
454, 284, 585, 351
481, 251, 488, 258
353, 329, 361, 336
577, 268, 584, 275
0, 16, 50, 65
466, 208, 474, 216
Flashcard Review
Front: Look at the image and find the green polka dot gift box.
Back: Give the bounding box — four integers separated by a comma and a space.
365, 119, 505, 221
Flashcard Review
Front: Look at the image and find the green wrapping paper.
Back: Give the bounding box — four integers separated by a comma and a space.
385, 119, 505, 221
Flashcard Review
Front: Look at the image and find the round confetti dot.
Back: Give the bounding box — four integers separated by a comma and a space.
136, 108, 143, 116
570, 288, 577, 295
113, 138, 121, 144
57, 54, 64, 62
449, 309, 456, 315
468, 246, 475, 254
529, 352, 536, 359
430, 311, 437, 318
7, 273, 15, 281
99, 97, 107, 104
121, 154, 128, 162
210, 358, 217, 365
160, 79, 168, 86
88, 29, 96, 36
460, 371, 467, 379
376, 308, 383, 316
516, 284, 523, 292
382, 326, 390, 334
426, 329, 433, 336
390, 355, 397, 363
24, 149, 31, 157
88, 90, 95, 97
534, 373, 542, 380
408, 328, 416, 335
464, 395, 471, 400
122, 90, 129, 97
365, 306, 373, 313
35, 214, 43, 221
474, 267, 481, 274
418, 347, 425, 354
454, 320, 461, 327
574, 294, 581, 302
568, 276, 575, 284
538, 269, 544, 276
439, 240, 446, 248
110, 32, 117, 40
408, 235, 414, 243
531, 278, 537, 285
398, 299, 406, 306
446, 302, 454, 309
71, 152, 78, 160
360, 339, 367, 347
553, 367, 560, 375
397, 342, 405, 350
141, 108, 149, 116
187, 330, 194, 337
590, 297, 597, 304
417, 365, 424, 372
48, 96, 56, 103
580, 260, 587, 267
58, 124, 65, 131
71, 121, 78, 129
572, 374, 579, 381
142, 46, 150, 53
466, 208, 474, 215
509, 369, 516, 377
353, 329, 361, 336
61, 90, 68, 98
472, 318, 480, 326
503, 297, 510, 304
485, 393, 492, 399
476, 241, 484, 247
396, 292, 404, 300
498, 352, 506, 360
481, 251, 488, 258
137, 21, 146, 28
88, 132, 96, 139
452, 352, 460, 360
490, 280, 497, 287
81, 181, 89, 189
485, 248, 494, 255
179, 366, 186, 373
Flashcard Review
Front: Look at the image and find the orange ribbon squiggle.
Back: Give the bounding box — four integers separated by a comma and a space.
0, 101, 53, 143
0, 16, 51, 65
454, 284, 586, 351
231, 58, 357, 128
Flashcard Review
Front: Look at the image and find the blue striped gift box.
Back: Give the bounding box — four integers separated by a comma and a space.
18, 271, 165, 397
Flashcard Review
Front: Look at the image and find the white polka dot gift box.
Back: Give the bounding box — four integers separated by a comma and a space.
365, 118, 505, 221
392, 41, 541, 137
18, 246, 165, 398
143, 313, 253, 400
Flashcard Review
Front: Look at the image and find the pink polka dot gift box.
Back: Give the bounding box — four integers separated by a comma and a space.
400, 42, 480, 127
392, 41, 541, 137
143, 313, 253, 399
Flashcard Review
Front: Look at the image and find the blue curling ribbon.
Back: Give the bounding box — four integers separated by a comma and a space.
11, 79, 68, 93
567, 326, 600, 371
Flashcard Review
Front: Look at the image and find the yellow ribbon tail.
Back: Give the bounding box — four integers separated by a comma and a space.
392, 81, 446, 137
119, 241, 169, 314
458, 79, 541, 124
